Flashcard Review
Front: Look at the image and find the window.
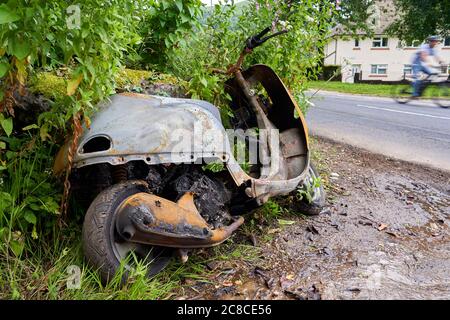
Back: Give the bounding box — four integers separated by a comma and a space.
371, 64, 388, 75
372, 37, 388, 48
403, 64, 412, 75
442, 65, 450, 75
404, 40, 421, 48
354, 39, 360, 47
444, 37, 450, 47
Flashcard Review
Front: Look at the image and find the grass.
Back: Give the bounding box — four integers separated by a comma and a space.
0, 219, 265, 300
0, 85, 329, 300
307, 80, 443, 98
0, 159, 322, 300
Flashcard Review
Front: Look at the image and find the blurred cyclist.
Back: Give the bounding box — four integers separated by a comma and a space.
411, 35, 445, 98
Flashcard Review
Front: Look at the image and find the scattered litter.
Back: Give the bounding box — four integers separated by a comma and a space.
386, 231, 399, 238
222, 280, 234, 287
346, 288, 361, 292
278, 219, 295, 226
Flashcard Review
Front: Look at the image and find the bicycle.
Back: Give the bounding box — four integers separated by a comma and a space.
391, 68, 450, 108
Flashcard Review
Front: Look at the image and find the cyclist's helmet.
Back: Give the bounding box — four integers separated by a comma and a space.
426, 35, 441, 42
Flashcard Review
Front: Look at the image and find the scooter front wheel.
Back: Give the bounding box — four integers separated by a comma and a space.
82, 180, 174, 284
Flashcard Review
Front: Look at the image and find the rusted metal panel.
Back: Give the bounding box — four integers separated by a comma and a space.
115, 191, 244, 248
229, 64, 310, 147
224, 64, 310, 203
58, 77, 310, 204
72, 94, 231, 168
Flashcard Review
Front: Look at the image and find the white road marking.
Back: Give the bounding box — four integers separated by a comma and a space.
356, 104, 450, 120
315, 106, 450, 138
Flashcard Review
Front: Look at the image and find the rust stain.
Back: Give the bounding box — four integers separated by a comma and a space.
117, 192, 245, 248
53, 142, 70, 175
127, 193, 208, 228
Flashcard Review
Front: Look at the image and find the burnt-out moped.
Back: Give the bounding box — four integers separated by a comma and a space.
54, 26, 325, 282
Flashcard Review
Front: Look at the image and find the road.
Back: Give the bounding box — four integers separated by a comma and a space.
306, 91, 450, 172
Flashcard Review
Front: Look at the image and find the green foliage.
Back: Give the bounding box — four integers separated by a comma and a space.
130, 0, 203, 68
168, 0, 337, 113
297, 176, 322, 204
0, 0, 143, 136
0, 0, 143, 247
333, 0, 375, 37
387, 0, 450, 41
0, 137, 61, 258
260, 200, 286, 219
202, 161, 225, 173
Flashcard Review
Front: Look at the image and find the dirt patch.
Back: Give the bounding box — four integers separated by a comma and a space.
180, 137, 450, 300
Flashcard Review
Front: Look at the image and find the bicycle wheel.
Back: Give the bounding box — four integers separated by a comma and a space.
433, 82, 450, 108
391, 84, 413, 104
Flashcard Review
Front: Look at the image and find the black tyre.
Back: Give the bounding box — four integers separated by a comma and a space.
295, 163, 326, 216
433, 83, 450, 108
391, 84, 413, 104
82, 180, 174, 284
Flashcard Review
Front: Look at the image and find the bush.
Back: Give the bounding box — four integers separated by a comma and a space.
0, 0, 143, 249
321, 65, 342, 81
167, 0, 336, 114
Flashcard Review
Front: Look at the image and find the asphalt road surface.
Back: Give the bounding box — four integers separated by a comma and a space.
306, 91, 450, 172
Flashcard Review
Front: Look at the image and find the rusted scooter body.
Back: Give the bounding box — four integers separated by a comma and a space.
54, 25, 325, 283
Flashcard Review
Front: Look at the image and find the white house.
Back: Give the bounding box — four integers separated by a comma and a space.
324, 0, 450, 83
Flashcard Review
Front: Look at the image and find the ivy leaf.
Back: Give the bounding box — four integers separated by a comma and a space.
24, 211, 37, 225
175, 0, 183, 12
0, 5, 20, 24
200, 77, 208, 88
10, 240, 24, 257
67, 74, 83, 96
0, 116, 13, 136
10, 39, 30, 60
0, 62, 9, 78
0, 192, 12, 205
